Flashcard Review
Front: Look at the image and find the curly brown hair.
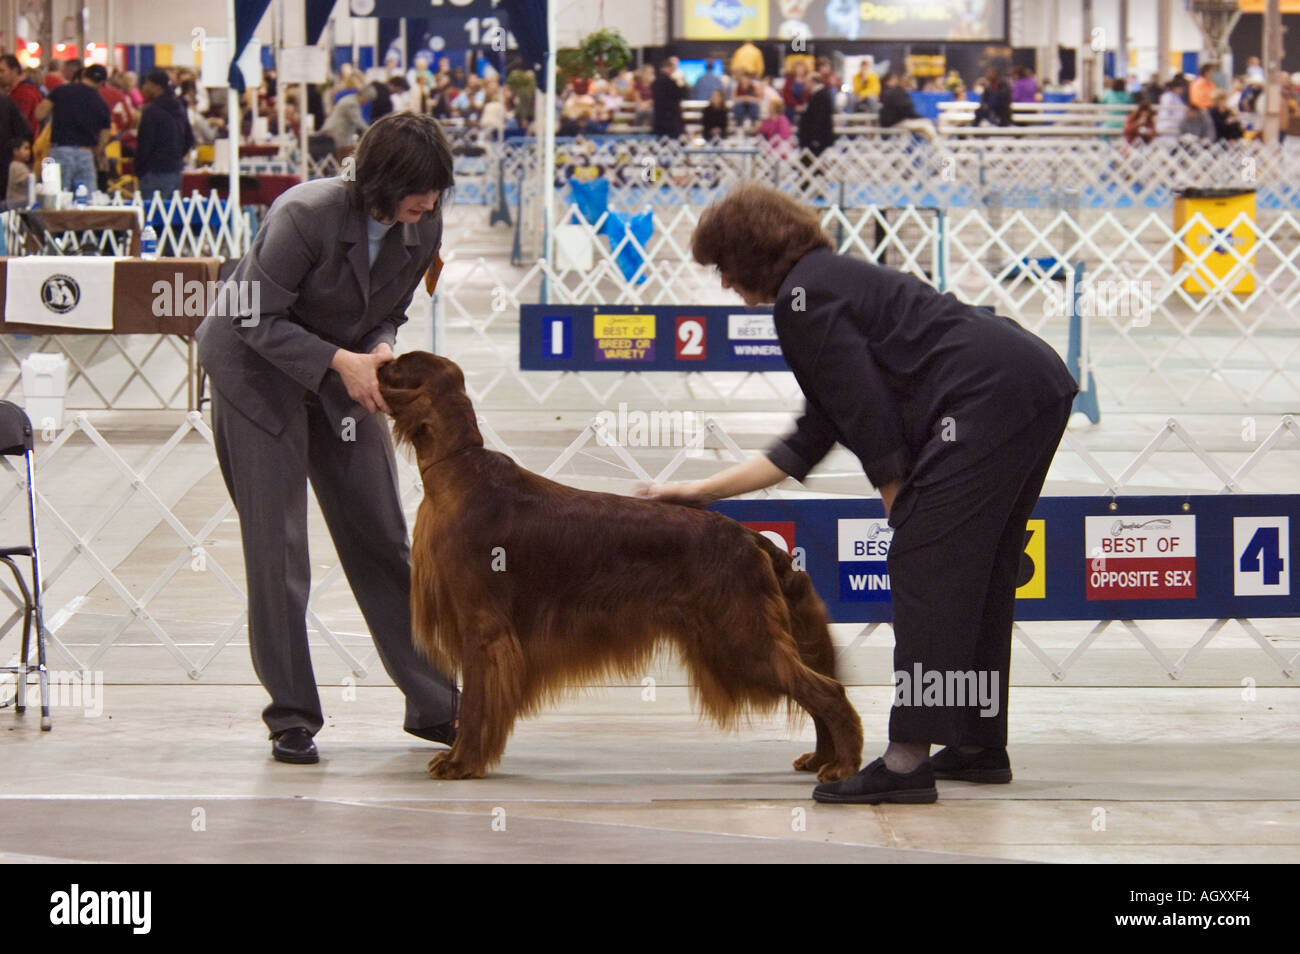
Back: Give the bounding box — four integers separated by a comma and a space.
691, 183, 833, 302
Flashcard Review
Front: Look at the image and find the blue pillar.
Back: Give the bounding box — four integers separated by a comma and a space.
1066, 261, 1101, 423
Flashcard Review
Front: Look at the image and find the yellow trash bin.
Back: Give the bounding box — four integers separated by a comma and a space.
1173, 187, 1256, 294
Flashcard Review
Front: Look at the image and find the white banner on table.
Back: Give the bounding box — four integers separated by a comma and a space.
5, 257, 118, 330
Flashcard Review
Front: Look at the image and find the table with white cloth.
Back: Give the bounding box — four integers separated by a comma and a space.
0, 256, 223, 410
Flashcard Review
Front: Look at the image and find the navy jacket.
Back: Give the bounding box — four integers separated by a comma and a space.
765, 248, 1078, 489
135, 91, 195, 175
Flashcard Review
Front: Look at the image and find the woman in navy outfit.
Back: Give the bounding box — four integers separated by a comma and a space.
642, 183, 1077, 804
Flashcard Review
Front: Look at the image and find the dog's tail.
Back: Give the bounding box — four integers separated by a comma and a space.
750, 532, 838, 682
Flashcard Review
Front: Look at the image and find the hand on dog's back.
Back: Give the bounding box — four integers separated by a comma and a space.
635, 481, 713, 508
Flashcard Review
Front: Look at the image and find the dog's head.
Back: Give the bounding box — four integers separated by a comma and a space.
378, 351, 482, 461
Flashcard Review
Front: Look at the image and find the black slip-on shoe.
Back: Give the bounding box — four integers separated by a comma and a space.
271, 727, 319, 764
405, 721, 457, 746
812, 758, 938, 804
929, 745, 1012, 783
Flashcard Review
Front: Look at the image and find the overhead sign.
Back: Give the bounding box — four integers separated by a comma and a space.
675, 0, 1006, 42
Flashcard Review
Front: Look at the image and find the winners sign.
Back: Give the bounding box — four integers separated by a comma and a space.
711, 495, 1298, 623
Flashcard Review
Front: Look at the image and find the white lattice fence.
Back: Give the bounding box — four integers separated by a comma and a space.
1, 412, 1296, 685
433, 204, 1300, 413
2, 192, 253, 260
441, 137, 1299, 210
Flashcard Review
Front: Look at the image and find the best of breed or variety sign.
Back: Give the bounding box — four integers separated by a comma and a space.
712, 495, 1298, 622
521, 305, 788, 372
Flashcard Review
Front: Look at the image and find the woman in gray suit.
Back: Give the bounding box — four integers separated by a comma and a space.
197, 113, 459, 764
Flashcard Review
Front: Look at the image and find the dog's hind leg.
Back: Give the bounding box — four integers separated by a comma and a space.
428, 621, 526, 780
764, 640, 864, 783
755, 536, 851, 776
752, 559, 863, 782
685, 558, 864, 782
779, 564, 843, 775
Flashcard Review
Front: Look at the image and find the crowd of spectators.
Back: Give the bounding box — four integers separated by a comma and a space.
0, 55, 201, 203
544, 46, 1300, 152
0, 43, 1290, 208
1122, 59, 1297, 145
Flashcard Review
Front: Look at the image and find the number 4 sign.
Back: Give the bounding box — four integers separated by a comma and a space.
1234, 517, 1289, 596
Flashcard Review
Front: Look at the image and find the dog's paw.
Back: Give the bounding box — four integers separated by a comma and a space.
793, 751, 828, 773
816, 760, 859, 783
427, 752, 483, 780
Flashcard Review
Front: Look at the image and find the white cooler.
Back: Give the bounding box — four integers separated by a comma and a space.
20, 353, 69, 431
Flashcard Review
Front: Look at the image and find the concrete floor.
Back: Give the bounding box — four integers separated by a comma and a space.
2, 683, 1297, 863
2, 204, 1298, 865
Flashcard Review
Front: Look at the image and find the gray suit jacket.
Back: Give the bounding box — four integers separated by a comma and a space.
196, 176, 442, 436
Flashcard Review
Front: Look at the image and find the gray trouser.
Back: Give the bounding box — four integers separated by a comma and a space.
211, 386, 459, 736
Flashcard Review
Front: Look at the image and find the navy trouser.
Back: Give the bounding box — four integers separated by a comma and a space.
885, 395, 1073, 748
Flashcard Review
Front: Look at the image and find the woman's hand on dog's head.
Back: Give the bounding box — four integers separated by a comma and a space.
330, 346, 395, 415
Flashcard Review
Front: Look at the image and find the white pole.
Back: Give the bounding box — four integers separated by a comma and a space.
275, 0, 287, 159
105, 0, 114, 71
1044, 0, 1059, 86
226, 0, 241, 248
1157, 0, 1171, 82
300, 80, 309, 180
1263, 0, 1282, 146
541, 2, 557, 304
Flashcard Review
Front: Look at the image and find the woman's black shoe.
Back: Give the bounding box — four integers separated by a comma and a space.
271, 727, 319, 764
812, 758, 938, 804
405, 721, 457, 746
929, 745, 1012, 783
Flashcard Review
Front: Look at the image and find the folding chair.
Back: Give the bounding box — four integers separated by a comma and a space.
0, 401, 51, 730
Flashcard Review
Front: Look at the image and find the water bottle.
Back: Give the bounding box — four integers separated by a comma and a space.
74, 182, 89, 207
141, 225, 158, 260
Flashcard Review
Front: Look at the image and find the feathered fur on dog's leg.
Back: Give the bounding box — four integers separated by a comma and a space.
686, 544, 863, 782
755, 534, 857, 775
782, 564, 847, 774
428, 616, 526, 780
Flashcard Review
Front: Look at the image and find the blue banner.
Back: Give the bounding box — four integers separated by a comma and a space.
710, 495, 1300, 623
360, 0, 501, 18
520, 305, 789, 372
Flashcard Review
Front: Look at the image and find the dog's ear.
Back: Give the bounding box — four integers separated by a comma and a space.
387, 388, 434, 452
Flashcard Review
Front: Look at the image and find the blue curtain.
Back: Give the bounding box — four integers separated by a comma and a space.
228, 0, 273, 92
568, 179, 652, 284
499, 0, 550, 92
304, 0, 334, 45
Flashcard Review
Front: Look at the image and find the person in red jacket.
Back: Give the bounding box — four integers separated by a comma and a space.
99, 71, 137, 137
0, 55, 43, 133
782, 61, 811, 122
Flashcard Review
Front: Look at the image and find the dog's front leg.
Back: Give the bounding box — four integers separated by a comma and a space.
428, 626, 525, 780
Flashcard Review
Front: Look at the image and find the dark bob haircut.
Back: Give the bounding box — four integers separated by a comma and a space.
346, 111, 455, 220
691, 183, 833, 302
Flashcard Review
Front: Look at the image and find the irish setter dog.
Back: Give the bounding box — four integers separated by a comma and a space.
377, 351, 863, 782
